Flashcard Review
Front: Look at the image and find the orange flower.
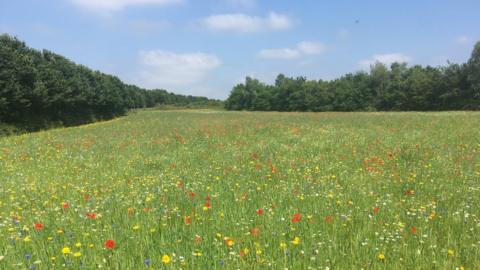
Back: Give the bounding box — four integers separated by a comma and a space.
411, 226, 417, 234
325, 215, 334, 223
250, 227, 260, 237
373, 207, 379, 214
34, 223, 44, 231
86, 213, 97, 219
291, 212, 301, 223
185, 216, 192, 225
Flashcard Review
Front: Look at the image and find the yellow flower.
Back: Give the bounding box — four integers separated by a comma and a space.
73, 252, 82, 258
162, 255, 171, 264
23, 236, 31, 242
62, 247, 71, 254
75, 242, 82, 248
193, 251, 203, 257
291, 236, 300, 245
378, 252, 385, 261
448, 249, 455, 256
133, 225, 140, 231
203, 206, 209, 211
280, 242, 287, 249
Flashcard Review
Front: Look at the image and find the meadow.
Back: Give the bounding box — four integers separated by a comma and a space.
0, 110, 479, 269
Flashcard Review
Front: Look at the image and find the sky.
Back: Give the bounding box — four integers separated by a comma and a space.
1, 0, 479, 99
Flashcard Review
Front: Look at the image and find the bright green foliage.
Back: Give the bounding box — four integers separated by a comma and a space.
225, 42, 480, 111
0, 110, 479, 269
0, 34, 222, 131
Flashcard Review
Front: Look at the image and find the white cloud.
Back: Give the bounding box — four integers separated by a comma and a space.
258, 41, 326, 60
297, 41, 326, 55
258, 48, 301, 59
69, 0, 182, 11
227, 0, 257, 7
266, 12, 292, 31
455, 36, 470, 45
360, 53, 412, 68
137, 50, 221, 89
202, 12, 293, 33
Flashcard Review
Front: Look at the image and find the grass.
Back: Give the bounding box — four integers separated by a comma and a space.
0, 110, 479, 269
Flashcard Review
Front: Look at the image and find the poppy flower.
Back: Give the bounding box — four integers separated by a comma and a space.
291, 212, 301, 223
205, 202, 211, 209
411, 226, 417, 234
373, 207, 379, 214
86, 213, 97, 219
250, 227, 260, 237
34, 223, 44, 231
62, 202, 69, 209
104, 239, 116, 250
256, 209, 264, 215
185, 216, 191, 225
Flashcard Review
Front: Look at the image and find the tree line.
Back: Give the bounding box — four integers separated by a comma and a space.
0, 34, 222, 131
225, 42, 480, 111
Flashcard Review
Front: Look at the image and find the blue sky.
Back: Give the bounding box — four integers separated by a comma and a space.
1, 0, 479, 99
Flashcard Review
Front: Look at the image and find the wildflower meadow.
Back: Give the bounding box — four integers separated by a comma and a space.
0, 110, 479, 269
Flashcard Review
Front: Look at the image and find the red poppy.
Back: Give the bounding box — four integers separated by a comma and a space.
411, 226, 417, 234
86, 213, 97, 219
34, 223, 44, 231
62, 203, 69, 209
205, 202, 211, 209
256, 208, 264, 215
373, 207, 380, 214
291, 212, 301, 223
104, 239, 116, 250
325, 215, 334, 223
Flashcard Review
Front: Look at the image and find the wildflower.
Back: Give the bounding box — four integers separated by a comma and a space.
291, 213, 301, 223
291, 236, 300, 245
324, 216, 334, 223
132, 225, 140, 231
411, 226, 417, 234
378, 252, 385, 261
104, 240, 116, 250
162, 255, 171, 264
448, 249, 455, 256
184, 216, 191, 225
34, 223, 44, 231
373, 207, 379, 214
195, 235, 202, 243
256, 209, 264, 215
62, 202, 69, 209
23, 236, 31, 242
73, 252, 81, 258
280, 242, 287, 249
62, 247, 71, 254
127, 208, 134, 215
86, 213, 97, 219
250, 227, 260, 237
225, 238, 234, 247
193, 250, 202, 257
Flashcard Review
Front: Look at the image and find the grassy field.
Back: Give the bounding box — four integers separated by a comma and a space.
0, 110, 479, 269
